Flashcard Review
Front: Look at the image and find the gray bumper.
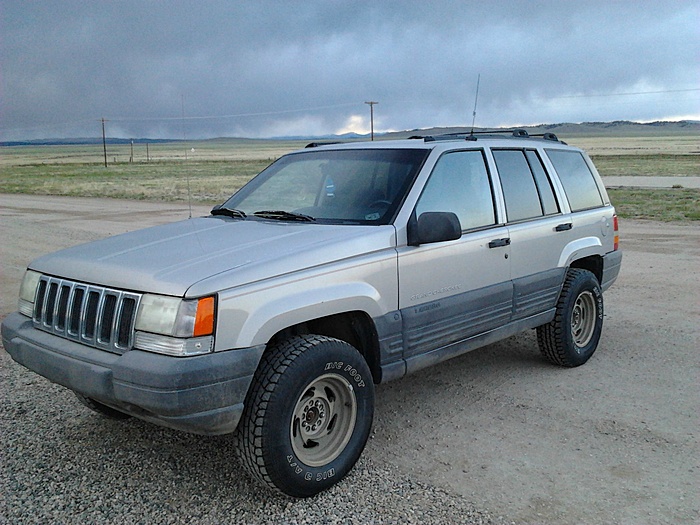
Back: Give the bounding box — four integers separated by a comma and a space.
601, 250, 623, 292
1, 312, 263, 435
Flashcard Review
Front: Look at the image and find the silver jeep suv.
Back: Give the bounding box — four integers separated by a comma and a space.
2, 130, 622, 497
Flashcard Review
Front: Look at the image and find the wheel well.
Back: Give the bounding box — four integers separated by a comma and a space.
269, 311, 382, 384
569, 255, 603, 283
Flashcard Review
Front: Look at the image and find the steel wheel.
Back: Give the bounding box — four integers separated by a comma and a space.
235, 335, 374, 497
537, 268, 604, 367
571, 290, 596, 348
291, 373, 357, 467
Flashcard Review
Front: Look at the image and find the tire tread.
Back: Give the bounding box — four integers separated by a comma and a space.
537, 268, 602, 367
234, 335, 338, 492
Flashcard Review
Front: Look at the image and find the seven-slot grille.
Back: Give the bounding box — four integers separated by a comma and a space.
33, 276, 141, 354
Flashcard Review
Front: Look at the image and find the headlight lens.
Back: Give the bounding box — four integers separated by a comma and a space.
18, 270, 42, 317
134, 294, 216, 356
134, 295, 182, 335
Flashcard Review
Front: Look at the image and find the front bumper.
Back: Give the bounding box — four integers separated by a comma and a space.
1, 312, 264, 435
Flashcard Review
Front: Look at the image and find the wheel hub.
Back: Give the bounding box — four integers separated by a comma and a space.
290, 373, 357, 467
302, 399, 327, 433
571, 290, 596, 348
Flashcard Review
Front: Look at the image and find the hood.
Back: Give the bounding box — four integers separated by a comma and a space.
29, 216, 397, 297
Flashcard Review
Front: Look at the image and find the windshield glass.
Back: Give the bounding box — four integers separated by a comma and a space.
222, 148, 430, 224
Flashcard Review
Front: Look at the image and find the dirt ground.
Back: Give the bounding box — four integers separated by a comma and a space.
1, 194, 698, 524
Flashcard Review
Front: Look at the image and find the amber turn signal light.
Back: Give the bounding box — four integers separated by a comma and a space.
193, 296, 215, 337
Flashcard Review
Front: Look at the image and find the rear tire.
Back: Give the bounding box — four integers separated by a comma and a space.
537, 268, 604, 367
235, 335, 374, 497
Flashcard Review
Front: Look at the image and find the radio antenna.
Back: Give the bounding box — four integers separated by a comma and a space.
470, 73, 481, 136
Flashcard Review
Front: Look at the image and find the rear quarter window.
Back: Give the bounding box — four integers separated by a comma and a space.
545, 149, 604, 211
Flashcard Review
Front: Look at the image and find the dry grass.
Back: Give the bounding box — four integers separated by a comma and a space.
0, 139, 308, 166
591, 154, 699, 177
0, 160, 270, 203
563, 135, 700, 156
1, 136, 698, 219
608, 188, 700, 221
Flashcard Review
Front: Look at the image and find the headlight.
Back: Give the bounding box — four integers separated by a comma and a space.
134, 294, 216, 356
18, 270, 42, 317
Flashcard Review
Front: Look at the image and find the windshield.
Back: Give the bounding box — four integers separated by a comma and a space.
221, 148, 430, 224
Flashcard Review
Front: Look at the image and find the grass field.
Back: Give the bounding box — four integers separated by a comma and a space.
1, 136, 698, 221
607, 188, 700, 221
0, 160, 269, 203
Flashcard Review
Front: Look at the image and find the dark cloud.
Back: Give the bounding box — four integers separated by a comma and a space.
1, 1, 698, 140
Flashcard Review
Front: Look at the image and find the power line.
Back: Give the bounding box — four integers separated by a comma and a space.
1, 88, 697, 135
0, 102, 362, 133
107, 101, 361, 123
553, 87, 700, 99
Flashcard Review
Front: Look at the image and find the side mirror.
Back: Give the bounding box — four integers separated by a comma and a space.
408, 212, 462, 246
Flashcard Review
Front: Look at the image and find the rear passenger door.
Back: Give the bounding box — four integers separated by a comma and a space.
397, 149, 512, 367
490, 148, 570, 320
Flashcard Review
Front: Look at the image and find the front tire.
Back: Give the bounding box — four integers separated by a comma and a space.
235, 335, 374, 497
537, 268, 604, 367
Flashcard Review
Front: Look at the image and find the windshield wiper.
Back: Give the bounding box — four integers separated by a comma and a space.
211, 205, 247, 219
253, 210, 316, 222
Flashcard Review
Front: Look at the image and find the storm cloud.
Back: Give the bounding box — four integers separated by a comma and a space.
1, 0, 698, 140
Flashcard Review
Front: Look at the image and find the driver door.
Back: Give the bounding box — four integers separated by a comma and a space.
397, 149, 512, 370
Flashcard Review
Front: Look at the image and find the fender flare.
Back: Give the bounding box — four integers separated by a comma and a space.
557, 236, 604, 268
216, 281, 385, 349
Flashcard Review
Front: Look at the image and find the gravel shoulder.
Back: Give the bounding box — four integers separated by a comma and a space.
1, 194, 698, 524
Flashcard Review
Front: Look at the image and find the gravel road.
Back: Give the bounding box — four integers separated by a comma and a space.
1, 195, 698, 524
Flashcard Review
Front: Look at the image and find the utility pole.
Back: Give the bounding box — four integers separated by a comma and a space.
364, 101, 378, 140
101, 118, 108, 167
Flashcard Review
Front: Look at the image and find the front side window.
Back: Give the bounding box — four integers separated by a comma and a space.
415, 150, 496, 230
546, 149, 604, 211
223, 148, 430, 224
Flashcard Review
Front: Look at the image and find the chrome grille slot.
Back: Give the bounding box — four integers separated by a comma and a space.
33, 276, 142, 354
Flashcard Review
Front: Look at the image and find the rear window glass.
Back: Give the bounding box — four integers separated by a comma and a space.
525, 150, 559, 215
493, 150, 544, 222
545, 149, 604, 211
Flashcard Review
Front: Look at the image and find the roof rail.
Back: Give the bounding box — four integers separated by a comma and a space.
409, 129, 563, 143
305, 141, 344, 148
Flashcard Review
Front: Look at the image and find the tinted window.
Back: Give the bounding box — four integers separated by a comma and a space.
224, 148, 429, 224
415, 150, 495, 230
525, 150, 559, 215
546, 149, 604, 211
493, 150, 543, 222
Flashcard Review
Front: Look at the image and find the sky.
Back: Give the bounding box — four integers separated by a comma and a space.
1, 1, 698, 141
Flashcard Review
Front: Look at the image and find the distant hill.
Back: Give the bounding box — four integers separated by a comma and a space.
2, 120, 698, 147
0, 137, 181, 147
384, 120, 700, 140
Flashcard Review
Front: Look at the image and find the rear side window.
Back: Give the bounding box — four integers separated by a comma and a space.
546, 149, 604, 211
492, 149, 559, 222
525, 150, 559, 215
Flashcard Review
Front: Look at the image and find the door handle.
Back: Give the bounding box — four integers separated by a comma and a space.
488, 237, 511, 248
555, 222, 573, 232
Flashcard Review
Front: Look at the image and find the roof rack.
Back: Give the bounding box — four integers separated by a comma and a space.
305, 141, 344, 148
410, 129, 564, 144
